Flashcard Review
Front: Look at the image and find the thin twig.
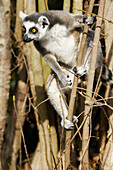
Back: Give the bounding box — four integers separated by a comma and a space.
80, 106, 93, 169
44, 0, 49, 11
48, 125, 57, 169
74, 8, 113, 24
93, 66, 103, 98
59, 95, 65, 170
13, 95, 32, 170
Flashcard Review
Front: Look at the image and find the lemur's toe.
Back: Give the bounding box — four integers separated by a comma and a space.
73, 116, 78, 123
73, 65, 88, 81
61, 119, 74, 130
73, 66, 77, 73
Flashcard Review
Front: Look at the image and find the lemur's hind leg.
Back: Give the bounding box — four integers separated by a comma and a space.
99, 65, 113, 87
73, 65, 88, 81
46, 73, 78, 130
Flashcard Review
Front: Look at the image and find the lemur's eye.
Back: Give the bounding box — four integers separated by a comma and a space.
30, 27, 38, 34
22, 27, 26, 33
32, 28, 36, 33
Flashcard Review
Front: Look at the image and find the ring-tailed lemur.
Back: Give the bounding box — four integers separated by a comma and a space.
19, 10, 113, 129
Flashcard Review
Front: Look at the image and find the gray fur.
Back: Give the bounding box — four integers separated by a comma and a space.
22, 10, 86, 29
19, 10, 113, 129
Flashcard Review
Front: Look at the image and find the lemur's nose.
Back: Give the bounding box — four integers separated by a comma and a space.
23, 34, 33, 43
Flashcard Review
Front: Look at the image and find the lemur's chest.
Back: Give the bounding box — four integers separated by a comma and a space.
40, 25, 80, 67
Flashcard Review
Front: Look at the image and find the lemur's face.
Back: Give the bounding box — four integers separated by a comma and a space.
19, 11, 50, 42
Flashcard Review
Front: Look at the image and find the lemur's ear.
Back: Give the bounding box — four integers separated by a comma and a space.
38, 16, 50, 28
19, 11, 27, 21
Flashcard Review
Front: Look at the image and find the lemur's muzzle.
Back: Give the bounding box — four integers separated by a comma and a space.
23, 34, 33, 43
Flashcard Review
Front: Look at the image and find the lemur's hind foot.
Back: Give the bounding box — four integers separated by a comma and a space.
61, 116, 78, 130
101, 65, 113, 87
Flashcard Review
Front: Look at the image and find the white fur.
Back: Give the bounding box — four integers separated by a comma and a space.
19, 11, 27, 21
38, 16, 50, 26
46, 75, 77, 129
23, 20, 50, 40
47, 76, 68, 119
40, 24, 79, 67
22, 21, 38, 39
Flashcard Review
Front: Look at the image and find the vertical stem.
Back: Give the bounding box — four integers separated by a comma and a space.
24, 1, 54, 169
38, 1, 58, 168
0, 0, 11, 169
63, 0, 71, 12
81, 0, 105, 168
72, 0, 82, 14
44, 0, 49, 11
65, 0, 95, 169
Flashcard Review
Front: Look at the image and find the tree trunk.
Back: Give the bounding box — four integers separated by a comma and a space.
72, 0, 82, 14
11, 62, 27, 170
65, 0, 94, 169
102, 89, 113, 169
101, 1, 113, 168
0, 0, 11, 169
63, 0, 71, 12
10, 1, 28, 169
38, 1, 58, 168
81, 0, 105, 169
24, 0, 55, 169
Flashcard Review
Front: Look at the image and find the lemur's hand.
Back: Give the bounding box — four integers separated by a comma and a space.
58, 68, 74, 87
85, 15, 96, 25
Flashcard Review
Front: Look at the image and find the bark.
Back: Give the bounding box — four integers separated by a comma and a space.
72, 0, 82, 14
11, 62, 27, 170
1, 110, 16, 170
104, 0, 113, 65
15, 0, 24, 41
24, 0, 56, 169
38, 0, 47, 12
25, 40, 52, 170
40, 1, 58, 167
63, 0, 71, 12
99, 108, 107, 160
38, 0, 51, 85
33, 2, 58, 169
0, 0, 11, 169
2, 62, 27, 170
31, 143, 41, 170
102, 89, 113, 169
81, 0, 105, 169
10, 1, 27, 169
101, 1, 113, 167
65, 1, 95, 169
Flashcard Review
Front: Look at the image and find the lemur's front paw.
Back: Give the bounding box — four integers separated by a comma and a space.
61, 119, 74, 130
85, 16, 96, 25
59, 69, 74, 87
61, 116, 78, 130
73, 65, 88, 81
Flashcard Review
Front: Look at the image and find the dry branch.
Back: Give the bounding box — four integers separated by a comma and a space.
63, 0, 71, 12
72, 0, 82, 14
11, 1, 27, 169
65, 0, 95, 169
0, 0, 11, 169
81, 0, 105, 169
13, 96, 32, 169
101, 0, 113, 168
75, 8, 113, 24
